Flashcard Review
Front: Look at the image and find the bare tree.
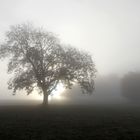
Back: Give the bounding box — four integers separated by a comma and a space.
0, 23, 96, 106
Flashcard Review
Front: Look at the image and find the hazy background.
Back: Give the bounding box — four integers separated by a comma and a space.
0, 0, 140, 104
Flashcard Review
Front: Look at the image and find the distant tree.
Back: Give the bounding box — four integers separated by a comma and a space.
121, 72, 140, 102
0, 23, 96, 106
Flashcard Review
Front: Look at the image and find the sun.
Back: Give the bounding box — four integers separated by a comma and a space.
32, 83, 65, 101
49, 83, 65, 101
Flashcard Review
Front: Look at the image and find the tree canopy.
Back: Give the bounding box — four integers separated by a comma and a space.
0, 23, 96, 105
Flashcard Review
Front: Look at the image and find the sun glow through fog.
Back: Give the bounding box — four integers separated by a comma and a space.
33, 83, 65, 102
49, 83, 65, 101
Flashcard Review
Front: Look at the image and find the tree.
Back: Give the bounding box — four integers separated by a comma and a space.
0, 23, 96, 106
121, 72, 140, 102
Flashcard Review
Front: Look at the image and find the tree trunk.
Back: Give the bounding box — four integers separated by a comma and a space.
43, 91, 48, 106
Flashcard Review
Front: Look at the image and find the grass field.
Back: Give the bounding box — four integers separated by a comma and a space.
0, 103, 140, 140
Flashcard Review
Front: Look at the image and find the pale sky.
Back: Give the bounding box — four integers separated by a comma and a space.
0, 0, 140, 99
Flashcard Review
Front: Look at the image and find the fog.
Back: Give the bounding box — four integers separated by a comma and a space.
0, 72, 128, 105
0, 0, 140, 104
48, 74, 125, 105
1, 1, 140, 140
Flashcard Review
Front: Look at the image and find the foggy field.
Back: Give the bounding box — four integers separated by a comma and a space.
0, 104, 140, 140
0, 0, 140, 139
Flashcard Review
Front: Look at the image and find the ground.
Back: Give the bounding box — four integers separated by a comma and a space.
0, 103, 140, 140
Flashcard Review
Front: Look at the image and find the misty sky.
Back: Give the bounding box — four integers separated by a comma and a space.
0, 0, 140, 99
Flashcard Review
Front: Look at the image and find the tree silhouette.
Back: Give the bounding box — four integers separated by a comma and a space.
121, 72, 140, 102
0, 23, 96, 106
